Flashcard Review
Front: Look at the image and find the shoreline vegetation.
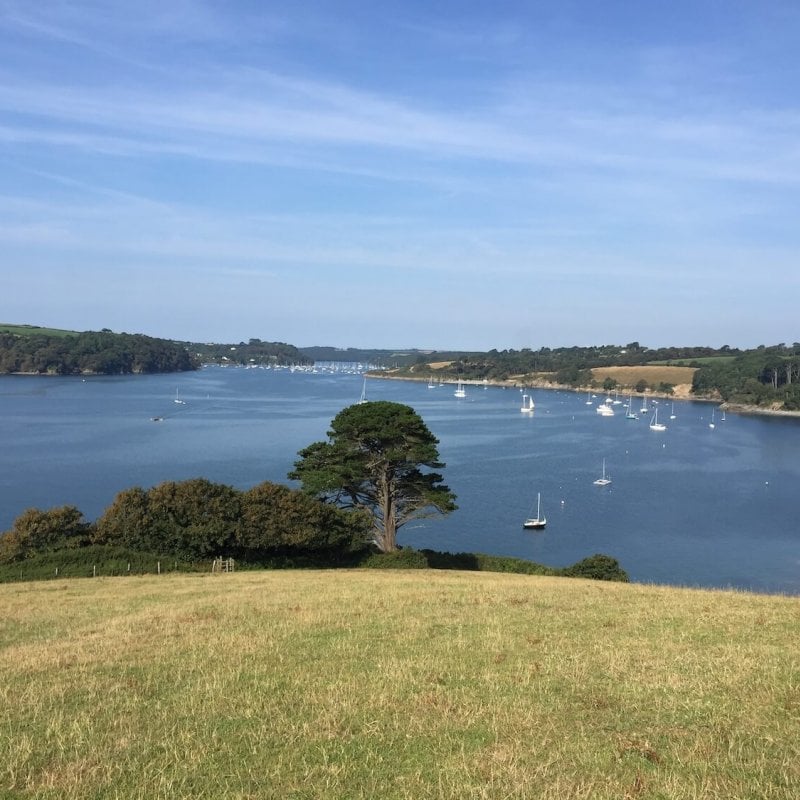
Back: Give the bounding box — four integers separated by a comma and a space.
365, 343, 800, 416
0, 477, 629, 586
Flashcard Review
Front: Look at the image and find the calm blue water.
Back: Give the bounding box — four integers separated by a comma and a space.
1, 368, 798, 594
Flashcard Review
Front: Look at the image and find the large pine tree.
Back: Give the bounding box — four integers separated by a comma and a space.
289, 401, 457, 552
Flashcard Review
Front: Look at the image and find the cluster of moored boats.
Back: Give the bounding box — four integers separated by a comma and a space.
523, 391, 725, 530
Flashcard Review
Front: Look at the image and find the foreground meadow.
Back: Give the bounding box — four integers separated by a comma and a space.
1, 570, 798, 799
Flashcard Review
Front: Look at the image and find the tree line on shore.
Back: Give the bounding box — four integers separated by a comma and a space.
0, 327, 310, 375
0, 330, 197, 375
690, 346, 800, 410
192, 338, 310, 367
402, 342, 800, 411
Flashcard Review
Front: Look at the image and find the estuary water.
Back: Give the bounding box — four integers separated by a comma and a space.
1, 367, 799, 595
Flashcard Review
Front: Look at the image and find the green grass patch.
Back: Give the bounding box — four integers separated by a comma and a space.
1, 571, 798, 798
0, 322, 78, 338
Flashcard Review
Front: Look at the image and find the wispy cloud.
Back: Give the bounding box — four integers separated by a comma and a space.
2, 2, 799, 347
0, 0, 275, 48
2, 56, 799, 197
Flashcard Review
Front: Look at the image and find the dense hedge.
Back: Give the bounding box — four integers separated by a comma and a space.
0, 545, 198, 582
362, 548, 629, 582
0, 479, 371, 567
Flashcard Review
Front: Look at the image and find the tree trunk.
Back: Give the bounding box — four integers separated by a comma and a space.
377, 469, 397, 552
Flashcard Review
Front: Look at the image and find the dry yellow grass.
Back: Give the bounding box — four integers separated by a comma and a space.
591, 365, 697, 394
1, 570, 799, 799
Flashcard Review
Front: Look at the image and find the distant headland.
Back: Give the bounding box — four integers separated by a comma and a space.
0, 324, 309, 376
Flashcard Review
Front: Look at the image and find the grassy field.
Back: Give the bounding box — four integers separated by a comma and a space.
1, 570, 798, 799
590, 365, 697, 391
0, 323, 77, 338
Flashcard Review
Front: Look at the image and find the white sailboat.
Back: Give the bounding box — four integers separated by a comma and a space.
669, 402, 676, 420
454, 379, 466, 398
520, 392, 535, 413
625, 392, 638, 420
174, 388, 186, 405
358, 377, 368, 404
708, 408, 715, 429
427, 375, 436, 389
593, 458, 611, 486
640, 391, 648, 414
649, 407, 667, 431
585, 391, 593, 405
522, 492, 546, 529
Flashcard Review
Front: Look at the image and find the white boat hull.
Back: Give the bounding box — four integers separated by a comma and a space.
522, 518, 546, 530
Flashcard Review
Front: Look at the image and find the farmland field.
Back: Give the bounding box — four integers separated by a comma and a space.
590, 365, 697, 393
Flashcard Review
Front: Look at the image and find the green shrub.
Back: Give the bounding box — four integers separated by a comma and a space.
0, 505, 91, 563
360, 548, 429, 569
360, 548, 623, 580
472, 553, 557, 575
561, 554, 629, 582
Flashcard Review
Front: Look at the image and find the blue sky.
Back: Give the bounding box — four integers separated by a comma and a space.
1, 1, 799, 350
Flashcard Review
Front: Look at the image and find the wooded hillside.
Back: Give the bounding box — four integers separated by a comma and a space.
0, 328, 197, 375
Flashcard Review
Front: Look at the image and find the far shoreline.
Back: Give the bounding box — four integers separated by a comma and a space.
367, 370, 800, 420
4, 366, 797, 419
